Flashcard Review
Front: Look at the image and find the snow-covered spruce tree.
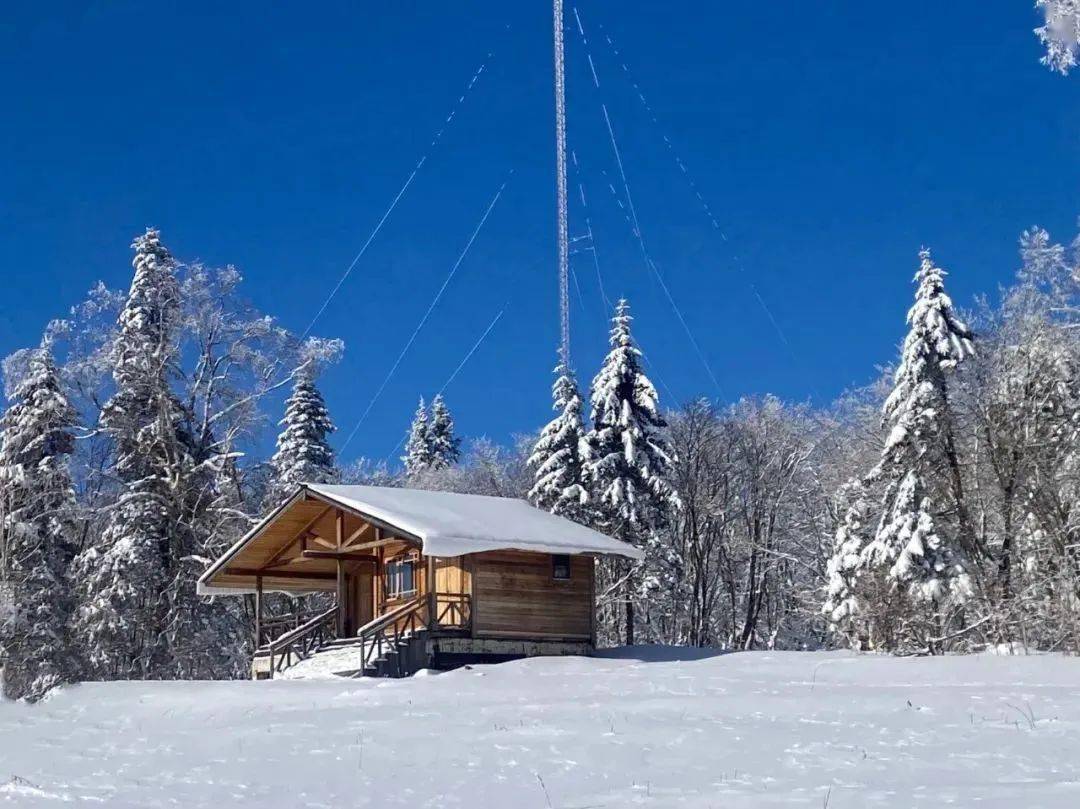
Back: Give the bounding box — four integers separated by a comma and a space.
428, 394, 461, 471
822, 479, 873, 649
262, 361, 337, 510
0, 340, 82, 700
528, 360, 591, 521
861, 249, 975, 648
402, 397, 434, 477
587, 299, 677, 645
74, 228, 196, 679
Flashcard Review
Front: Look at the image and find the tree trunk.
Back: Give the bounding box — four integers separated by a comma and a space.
940, 386, 980, 561
999, 495, 1014, 599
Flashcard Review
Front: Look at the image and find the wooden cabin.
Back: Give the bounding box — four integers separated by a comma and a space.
197, 484, 641, 679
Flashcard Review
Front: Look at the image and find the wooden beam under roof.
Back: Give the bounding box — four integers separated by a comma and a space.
301, 550, 379, 564
261, 504, 333, 570
340, 522, 374, 551
334, 535, 403, 553
226, 567, 337, 581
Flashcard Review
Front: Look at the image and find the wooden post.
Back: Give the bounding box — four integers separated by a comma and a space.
335, 509, 347, 638
373, 527, 382, 620
254, 575, 263, 648
588, 559, 596, 649
466, 555, 477, 638
426, 554, 437, 630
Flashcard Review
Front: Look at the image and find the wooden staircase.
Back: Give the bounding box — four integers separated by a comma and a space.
253, 594, 471, 680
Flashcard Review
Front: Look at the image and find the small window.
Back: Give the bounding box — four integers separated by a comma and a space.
552, 554, 572, 581
385, 557, 417, 598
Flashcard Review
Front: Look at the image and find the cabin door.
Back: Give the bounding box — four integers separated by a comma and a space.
349, 567, 375, 633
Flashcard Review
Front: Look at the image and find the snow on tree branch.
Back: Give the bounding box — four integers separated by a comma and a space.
1036, 0, 1080, 74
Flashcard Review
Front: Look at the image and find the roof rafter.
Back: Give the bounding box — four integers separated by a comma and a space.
260, 504, 333, 571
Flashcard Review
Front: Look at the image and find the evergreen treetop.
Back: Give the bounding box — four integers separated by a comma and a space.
402, 397, 434, 476
877, 248, 974, 477
528, 360, 590, 520
264, 363, 337, 507
428, 394, 461, 471
587, 298, 676, 532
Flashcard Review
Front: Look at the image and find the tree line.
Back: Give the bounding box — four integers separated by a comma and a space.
3, 224, 1079, 701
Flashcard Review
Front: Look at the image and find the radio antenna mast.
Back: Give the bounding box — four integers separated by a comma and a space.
553, 0, 571, 367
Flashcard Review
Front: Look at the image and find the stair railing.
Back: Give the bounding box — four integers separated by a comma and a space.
356, 596, 427, 675
350, 593, 474, 677
259, 605, 339, 677
257, 608, 325, 649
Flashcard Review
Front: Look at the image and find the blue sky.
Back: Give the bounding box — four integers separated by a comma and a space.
3, 2, 1080, 464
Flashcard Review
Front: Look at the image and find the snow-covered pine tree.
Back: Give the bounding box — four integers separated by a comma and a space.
528, 360, 590, 521
822, 479, 871, 648
402, 397, 434, 477
862, 249, 975, 644
263, 362, 337, 510
428, 394, 461, 471
865, 469, 971, 605
587, 299, 677, 644
74, 228, 194, 679
0, 340, 82, 700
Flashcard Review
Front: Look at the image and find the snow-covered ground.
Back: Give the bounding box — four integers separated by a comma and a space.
2, 649, 1079, 807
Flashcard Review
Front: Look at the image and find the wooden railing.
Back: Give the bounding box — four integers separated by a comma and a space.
255, 592, 473, 679
435, 592, 471, 629
259, 606, 338, 676
354, 592, 472, 676
257, 610, 325, 649
356, 597, 427, 675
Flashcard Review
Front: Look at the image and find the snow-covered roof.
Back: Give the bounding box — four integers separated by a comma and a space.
307, 484, 642, 559
198, 484, 641, 595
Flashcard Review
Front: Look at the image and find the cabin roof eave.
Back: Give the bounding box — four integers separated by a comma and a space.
197, 485, 423, 596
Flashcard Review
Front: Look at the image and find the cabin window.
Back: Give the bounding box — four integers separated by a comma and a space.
552, 554, 572, 581
385, 557, 417, 598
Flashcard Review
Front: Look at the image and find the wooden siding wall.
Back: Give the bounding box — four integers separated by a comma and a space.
435, 556, 470, 594
434, 557, 471, 628
471, 551, 593, 640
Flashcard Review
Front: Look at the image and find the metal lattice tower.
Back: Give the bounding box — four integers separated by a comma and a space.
553, 0, 571, 367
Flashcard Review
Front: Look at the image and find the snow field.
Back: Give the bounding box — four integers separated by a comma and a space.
2, 649, 1079, 807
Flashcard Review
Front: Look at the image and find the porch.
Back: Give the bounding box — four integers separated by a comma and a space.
252, 592, 474, 679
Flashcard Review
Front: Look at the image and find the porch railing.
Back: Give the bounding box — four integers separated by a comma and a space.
434, 592, 471, 629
